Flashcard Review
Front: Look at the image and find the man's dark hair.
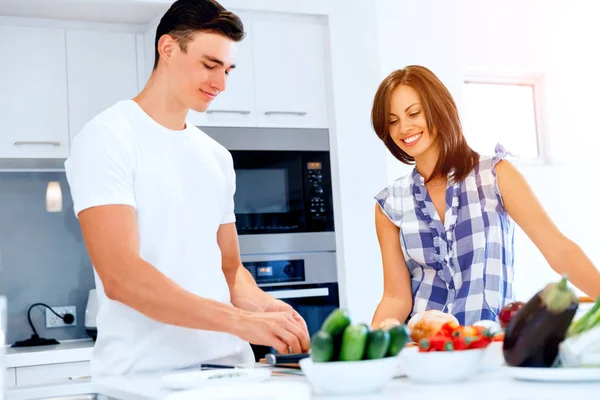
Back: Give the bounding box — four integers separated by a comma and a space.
154, 0, 245, 69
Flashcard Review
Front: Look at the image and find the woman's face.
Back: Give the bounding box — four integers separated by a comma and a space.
388, 84, 435, 159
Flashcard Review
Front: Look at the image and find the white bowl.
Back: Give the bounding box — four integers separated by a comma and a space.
480, 341, 504, 372
299, 356, 397, 395
400, 347, 485, 383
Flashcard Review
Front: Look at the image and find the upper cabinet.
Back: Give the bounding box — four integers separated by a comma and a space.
189, 15, 330, 129
187, 21, 258, 128
0, 11, 332, 161
66, 30, 139, 140
251, 18, 329, 129
0, 26, 70, 159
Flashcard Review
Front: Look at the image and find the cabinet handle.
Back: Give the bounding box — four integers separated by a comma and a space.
264, 111, 308, 116
14, 141, 61, 147
206, 110, 251, 115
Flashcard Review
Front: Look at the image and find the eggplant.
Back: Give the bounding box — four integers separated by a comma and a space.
503, 275, 579, 367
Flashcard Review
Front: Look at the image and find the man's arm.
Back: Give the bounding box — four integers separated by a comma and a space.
80, 205, 310, 353
79, 205, 244, 332
218, 222, 310, 351
218, 223, 273, 312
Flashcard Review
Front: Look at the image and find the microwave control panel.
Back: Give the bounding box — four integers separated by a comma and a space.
307, 161, 327, 220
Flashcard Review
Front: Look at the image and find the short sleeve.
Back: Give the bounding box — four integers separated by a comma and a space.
490, 142, 513, 207
64, 123, 137, 217
221, 151, 236, 224
374, 184, 403, 227
491, 142, 510, 173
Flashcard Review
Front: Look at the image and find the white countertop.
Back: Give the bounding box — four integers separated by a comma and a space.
5, 339, 94, 368
5, 366, 600, 400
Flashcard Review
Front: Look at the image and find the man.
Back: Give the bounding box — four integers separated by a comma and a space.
65, 0, 310, 376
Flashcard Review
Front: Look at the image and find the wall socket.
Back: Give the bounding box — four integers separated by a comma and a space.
45, 306, 77, 328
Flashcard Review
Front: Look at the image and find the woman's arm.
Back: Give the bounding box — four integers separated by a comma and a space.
371, 203, 414, 329
496, 160, 600, 299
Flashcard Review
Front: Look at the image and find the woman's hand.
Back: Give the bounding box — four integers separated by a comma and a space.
373, 317, 402, 330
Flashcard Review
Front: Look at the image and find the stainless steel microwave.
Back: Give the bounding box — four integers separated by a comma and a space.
201, 127, 336, 256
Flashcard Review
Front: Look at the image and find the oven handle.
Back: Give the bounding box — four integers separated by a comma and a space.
266, 287, 329, 300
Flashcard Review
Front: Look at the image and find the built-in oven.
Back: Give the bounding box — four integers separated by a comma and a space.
240, 251, 339, 360
201, 127, 339, 360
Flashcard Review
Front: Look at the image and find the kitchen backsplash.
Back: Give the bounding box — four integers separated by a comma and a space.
0, 172, 95, 345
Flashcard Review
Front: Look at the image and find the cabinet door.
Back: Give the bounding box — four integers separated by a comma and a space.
5, 368, 16, 389
0, 26, 69, 158
188, 22, 257, 128
252, 18, 329, 128
66, 30, 139, 139
15, 361, 90, 387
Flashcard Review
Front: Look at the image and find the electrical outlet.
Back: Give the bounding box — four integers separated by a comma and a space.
45, 306, 77, 328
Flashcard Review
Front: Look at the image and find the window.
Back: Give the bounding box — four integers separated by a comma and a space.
461, 74, 545, 162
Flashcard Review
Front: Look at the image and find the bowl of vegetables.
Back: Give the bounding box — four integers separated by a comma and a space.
299, 309, 410, 395
399, 322, 493, 383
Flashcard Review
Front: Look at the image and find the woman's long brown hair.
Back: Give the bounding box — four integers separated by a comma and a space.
371, 65, 479, 183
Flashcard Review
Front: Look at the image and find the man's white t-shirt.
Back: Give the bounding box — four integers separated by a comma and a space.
64, 100, 254, 376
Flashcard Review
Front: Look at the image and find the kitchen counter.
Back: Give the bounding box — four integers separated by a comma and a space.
5, 366, 600, 400
5, 339, 94, 368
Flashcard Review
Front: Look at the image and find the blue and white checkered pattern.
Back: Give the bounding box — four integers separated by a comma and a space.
375, 143, 515, 325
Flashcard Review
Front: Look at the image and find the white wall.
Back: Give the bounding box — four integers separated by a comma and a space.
375, 0, 600, 300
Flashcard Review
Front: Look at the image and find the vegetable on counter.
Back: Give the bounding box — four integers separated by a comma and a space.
311, 330, 335, 362
417, 322, 493, 352
498, 301, 525, 329
340, 324, 369, 361
558, 326, 600, 367
365, 329, 391, 360
567, 296, 600, 337
558, 296, 600, 367
310, 308, 411, 363
321, 308, 351, 337
387, 324, 410, 357
503, 275, 579, 368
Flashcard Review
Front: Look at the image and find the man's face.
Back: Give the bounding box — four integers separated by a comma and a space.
164, 31, 238, 113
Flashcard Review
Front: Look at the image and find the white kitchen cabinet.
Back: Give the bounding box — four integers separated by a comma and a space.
15, 361, 90, 387
66, 30, 139, 140
5, 368, 16, 389
0, 26, 70, 159
188, 22, 258, 128
251, 18, 329, 129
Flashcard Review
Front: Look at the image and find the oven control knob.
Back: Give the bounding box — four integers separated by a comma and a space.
283, 264, 295, 276
311, 186, 324, 195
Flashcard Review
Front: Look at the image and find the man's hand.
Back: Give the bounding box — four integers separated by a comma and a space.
234, 309, 311, 354
264, 298, 310, 342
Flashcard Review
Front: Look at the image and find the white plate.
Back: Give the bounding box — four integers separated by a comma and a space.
160, 368, 272, 390
503, 366, 600, 382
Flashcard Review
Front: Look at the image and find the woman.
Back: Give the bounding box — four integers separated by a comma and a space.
370, 65, 600, 328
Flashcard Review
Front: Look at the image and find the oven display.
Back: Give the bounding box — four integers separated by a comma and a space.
307, 162, 322, 170
257, 266, 273, 277
244, 260, 305, 284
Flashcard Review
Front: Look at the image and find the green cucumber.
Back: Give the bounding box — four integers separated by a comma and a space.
365, 329, 391, 360
339, 324, 369, 361
321, 308, 351, 337
310, 330, 334, 362
387, 324, 410, 356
